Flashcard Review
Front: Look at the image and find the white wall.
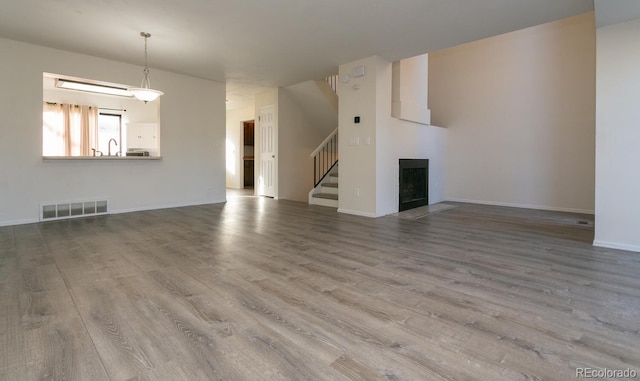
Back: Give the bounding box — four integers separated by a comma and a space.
594, 17, 640, 252
429, 12, 596, 213
338, 57, 379, 217
277, 88, 326, 202
0, 38, 226, 226
391, 54, 431, 125
281, 80, 338, 135
226, 105, 254, 189
338, 56, 447, 217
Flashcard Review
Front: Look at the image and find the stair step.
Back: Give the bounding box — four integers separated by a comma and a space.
329, 173, 338, 177
313, 193, 338, 200
322, 182, 338, 188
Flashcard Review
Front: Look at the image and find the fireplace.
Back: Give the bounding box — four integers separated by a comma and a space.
399, 159, 429, 212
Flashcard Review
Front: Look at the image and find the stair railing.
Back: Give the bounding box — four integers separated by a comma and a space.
311, 128, 338, 187
325, 75, 338, 93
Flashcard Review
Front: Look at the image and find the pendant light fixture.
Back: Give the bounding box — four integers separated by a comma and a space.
128, 32, 164, 103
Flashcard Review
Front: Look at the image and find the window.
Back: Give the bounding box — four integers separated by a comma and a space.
97, 113, 122, 156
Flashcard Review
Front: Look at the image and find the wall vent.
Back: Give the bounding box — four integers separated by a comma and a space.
40, 200, 108, 221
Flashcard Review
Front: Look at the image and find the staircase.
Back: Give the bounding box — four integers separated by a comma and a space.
309, 128, 338, 208
310, 166, 339, 207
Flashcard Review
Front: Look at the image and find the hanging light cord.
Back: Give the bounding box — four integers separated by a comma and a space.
128, 31, 163, 103
141, 32, 152, 89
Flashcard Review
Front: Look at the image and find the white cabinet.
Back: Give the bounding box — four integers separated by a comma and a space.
126, 123, 158, 150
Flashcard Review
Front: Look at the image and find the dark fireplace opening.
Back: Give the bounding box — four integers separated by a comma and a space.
399, 159, 429, 212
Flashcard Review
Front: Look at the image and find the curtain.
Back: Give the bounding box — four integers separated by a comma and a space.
79, 105, 98, 156
43, 103, 65, 156
42, 103, 98, 156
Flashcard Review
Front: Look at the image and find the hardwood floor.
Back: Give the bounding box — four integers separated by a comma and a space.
1, 194, 639, 380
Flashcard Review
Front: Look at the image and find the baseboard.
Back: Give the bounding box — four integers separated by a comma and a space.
0, 199, 227, 228
337, 208, 377, 218
0, 217, 39, 227
593, 240, 640, 253
445, 198, 595, 215
110, 199, 227, 215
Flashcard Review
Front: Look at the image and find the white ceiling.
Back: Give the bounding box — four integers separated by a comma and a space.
0, 0, 594, 109
595, 0, 640, 27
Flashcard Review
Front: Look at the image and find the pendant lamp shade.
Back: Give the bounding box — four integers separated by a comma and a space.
128, 32, 164, 103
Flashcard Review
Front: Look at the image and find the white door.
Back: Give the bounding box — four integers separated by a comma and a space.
258, 106, 276, 197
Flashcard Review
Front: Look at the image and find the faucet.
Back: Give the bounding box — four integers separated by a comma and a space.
108, 138, 118, 156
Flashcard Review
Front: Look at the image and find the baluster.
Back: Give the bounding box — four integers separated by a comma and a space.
325, 145, 328, 176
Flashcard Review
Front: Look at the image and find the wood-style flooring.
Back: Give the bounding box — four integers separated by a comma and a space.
1, 192, 639, 380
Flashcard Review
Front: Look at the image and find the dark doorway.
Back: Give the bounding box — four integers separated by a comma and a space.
243, 120, 255, 188
399, 159, 429, 212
